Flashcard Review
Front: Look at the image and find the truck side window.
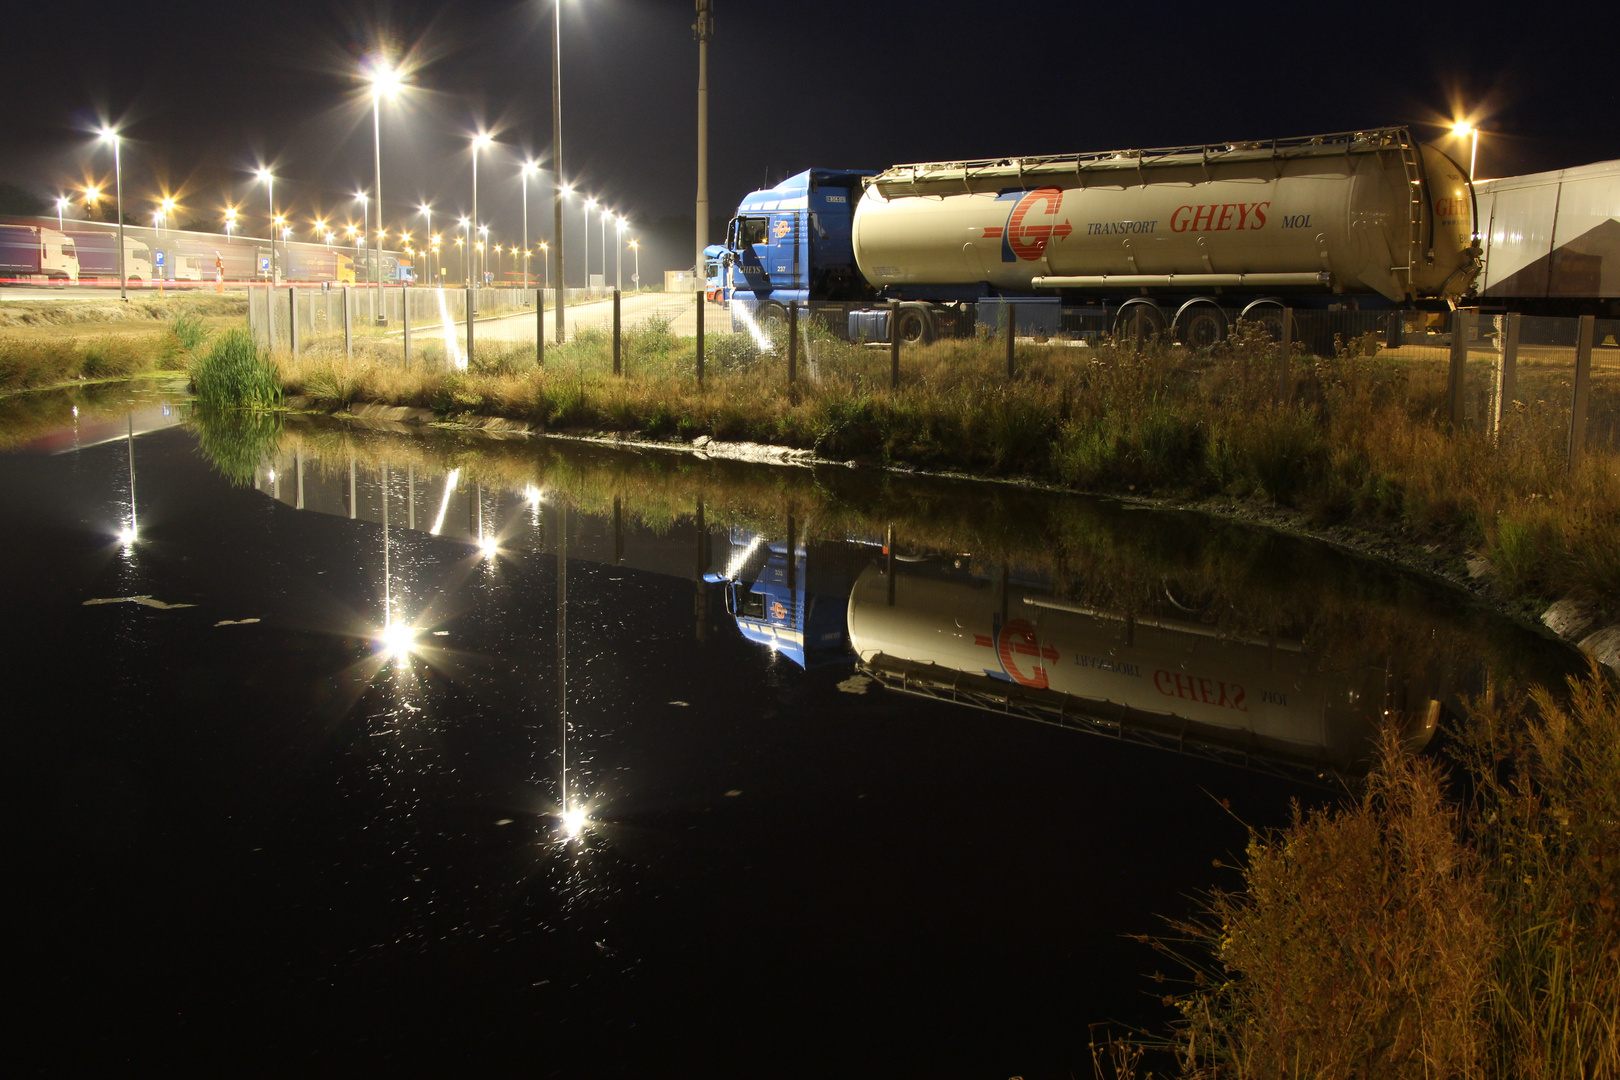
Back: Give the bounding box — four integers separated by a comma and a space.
738, 217, 768, 248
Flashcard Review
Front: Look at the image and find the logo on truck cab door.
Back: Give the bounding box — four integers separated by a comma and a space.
982, 188, 1073, 262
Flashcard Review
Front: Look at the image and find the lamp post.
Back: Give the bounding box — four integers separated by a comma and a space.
225, 207, 237, 240
355, 193, 370, 299
629, 238, 639, 291
54, 196, 68, 232
256, 167, 276, 285
418, 204, 434, 287
539, 240, 550, 292
583, 196, 594, 295
551, 0, 565, 342
521, 161, 539, 293
598, 204, 608, 295
471, 133, 492, 300
694, 0, 714, 275
615, 215, 626, 293
366, 58, 402, 324
98, 127, 126, 300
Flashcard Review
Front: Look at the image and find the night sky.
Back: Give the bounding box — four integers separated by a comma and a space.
2, 0, 1614, 277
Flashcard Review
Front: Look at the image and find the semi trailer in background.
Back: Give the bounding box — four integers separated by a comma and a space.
1474, 158, 1620, 319
723, 127, 1480, 346
0, 223, 80, 285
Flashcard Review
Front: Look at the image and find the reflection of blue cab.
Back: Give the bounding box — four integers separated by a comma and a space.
706, 531, 855, 670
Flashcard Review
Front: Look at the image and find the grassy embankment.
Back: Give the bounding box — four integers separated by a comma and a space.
0, 294, 245, 392
264, 316, 1620, 623
1099, 668, 1619, 1080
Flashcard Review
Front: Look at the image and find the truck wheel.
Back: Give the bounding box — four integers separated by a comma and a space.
1174, 300, 1228, 350
1238, 298, 1286, 340
894, 305, 933, 345
1112, 301, 1165, 349
757, 302, 788, 335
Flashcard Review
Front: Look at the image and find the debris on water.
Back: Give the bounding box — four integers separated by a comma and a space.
837, 674, 873, 695
668, 700, 689, 707
214, 618, 260, 627
494, 819, 514, 826
84, 595, 196, 610
432, 630, 449, 636
725, 790, 742, 797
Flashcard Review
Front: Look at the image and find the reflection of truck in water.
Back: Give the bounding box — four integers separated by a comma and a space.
845, 560, 1440, 776
704, 528, 866, 669
0, 223, 80, 284
723, 128, 1479, 346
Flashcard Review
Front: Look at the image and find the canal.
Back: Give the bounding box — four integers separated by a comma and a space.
0, 382, 1579, 1077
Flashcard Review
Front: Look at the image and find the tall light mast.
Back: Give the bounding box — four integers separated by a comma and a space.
694, 0, 714, 277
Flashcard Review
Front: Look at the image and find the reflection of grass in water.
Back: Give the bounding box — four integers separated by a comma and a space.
189, 407, 283, 486
0, 379, 184, 450
268, 414, 1578, 697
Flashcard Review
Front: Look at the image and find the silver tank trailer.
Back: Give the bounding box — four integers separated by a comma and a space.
852, 128, 1478, 306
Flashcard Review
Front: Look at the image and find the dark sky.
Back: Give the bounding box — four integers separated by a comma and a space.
3, 0, 1614, 276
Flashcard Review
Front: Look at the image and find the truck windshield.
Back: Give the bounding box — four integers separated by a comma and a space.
737, 217, 768, 248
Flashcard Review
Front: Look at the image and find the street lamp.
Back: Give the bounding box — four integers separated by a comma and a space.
224, 206, 237, 240
615, 215, 626, 292
1451, 121, 1480, 181
418, 205, 434, 287
629, 238, 639, 291
365, 57, 403, 324
598, 203, 608, 296
355, 192, 370, 290
550, 0, 566, 342
470, 133, 493, 296
97, 126, 127, 300
521, 160, 539, 294
256, 167, 276, 284
539, 240, 550, 292
589, 198, 602, 296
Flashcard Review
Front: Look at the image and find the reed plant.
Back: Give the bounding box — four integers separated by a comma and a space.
188, 328, 280, 410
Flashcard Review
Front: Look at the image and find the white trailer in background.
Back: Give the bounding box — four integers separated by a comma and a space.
1474, 159, 1620, 318
0, 223, 79, 285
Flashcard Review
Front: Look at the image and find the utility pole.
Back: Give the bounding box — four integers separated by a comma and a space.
552, 0, 566, 344
694, 0, 714, 277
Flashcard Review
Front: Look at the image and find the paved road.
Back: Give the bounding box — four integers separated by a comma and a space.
466, 291, 730, 343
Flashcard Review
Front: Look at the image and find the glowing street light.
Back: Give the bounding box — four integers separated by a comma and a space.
1451, 121, 1480, 181
256, 167, 277, 283
365, 56, 403, 324
97, 126, 127, 300
224, 206, 237, 239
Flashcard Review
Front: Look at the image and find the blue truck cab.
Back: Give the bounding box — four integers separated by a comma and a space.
725, 168, 876, 333
703, 243, 731, 304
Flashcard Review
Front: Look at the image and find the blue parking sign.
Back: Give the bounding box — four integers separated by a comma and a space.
154, 251, 166, 267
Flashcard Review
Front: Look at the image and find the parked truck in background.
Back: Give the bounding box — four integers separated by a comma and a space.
724, 127, 1480, 347
0, 223, 79, 285
1474, 158, 1620, 319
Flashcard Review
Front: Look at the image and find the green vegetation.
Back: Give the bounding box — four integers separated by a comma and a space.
272, 319, 1620, 620
0, 294, 244, 392
1134, 667, 1620, 1079
189, 328, 280, 410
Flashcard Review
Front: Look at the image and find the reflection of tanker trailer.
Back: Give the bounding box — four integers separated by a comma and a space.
726, 127, 1479, 347
846, 562, 1440, 777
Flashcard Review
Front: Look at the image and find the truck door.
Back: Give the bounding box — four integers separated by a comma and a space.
735, 215, 770, 292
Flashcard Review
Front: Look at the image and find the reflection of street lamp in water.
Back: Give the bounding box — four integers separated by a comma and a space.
120, 414, 137, 548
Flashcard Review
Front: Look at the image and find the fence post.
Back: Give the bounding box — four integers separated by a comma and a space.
342, 286, 352, 358
613, 288, 622, 376
536, 289, 545, 367
1447, 307, 1472, 430
787, 301, 798, 385
1568, 313, 1595, 472
1276, 307, 1293, 403
288, 287, 299, 356
248, 284, 259, 345
695, 289, 705, 387
465, 286, 475, 368
889, 306, 900, 390
1005, 301, 1017, 379
403, 286, 412, 369
1492, 312, 1519, 442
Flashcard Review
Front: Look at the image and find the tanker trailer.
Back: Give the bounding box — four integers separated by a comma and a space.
846, 562, 1440, 778
849, 126, 1479, 347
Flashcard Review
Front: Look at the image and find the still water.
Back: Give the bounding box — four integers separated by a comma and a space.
1, 383, 1578, 1077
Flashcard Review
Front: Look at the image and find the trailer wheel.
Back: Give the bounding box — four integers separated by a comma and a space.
894, 304, 933, 345
1112, 300, 1165, 349
1238, 298, 1286, 341
1174, 300, 1228, 350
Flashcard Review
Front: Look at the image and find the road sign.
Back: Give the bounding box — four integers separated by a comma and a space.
154, 251, 166, 267
260, 257, 270, 273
